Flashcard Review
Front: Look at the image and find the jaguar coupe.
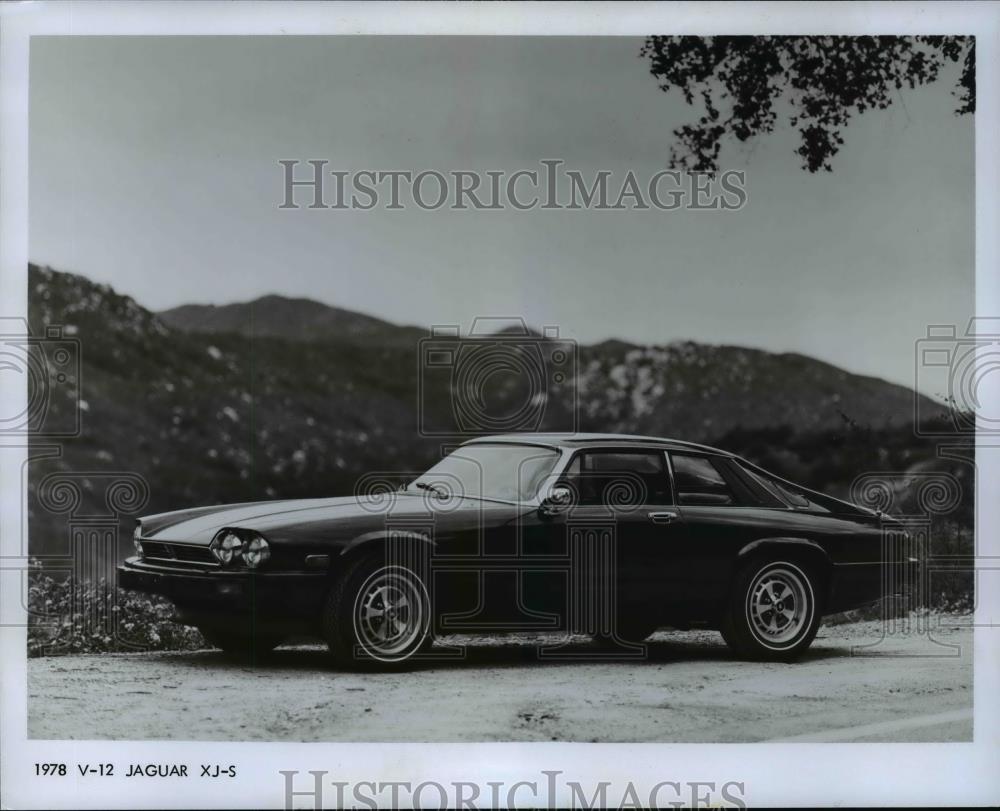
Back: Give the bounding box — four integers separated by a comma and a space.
118, 433, 915, 667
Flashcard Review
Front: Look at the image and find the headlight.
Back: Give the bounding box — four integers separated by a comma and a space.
210, 531, 244, 566
133, 525, 143, 557
209, 529, 270, 568
242, 535, 270, 568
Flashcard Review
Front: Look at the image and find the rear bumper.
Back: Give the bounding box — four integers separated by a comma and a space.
827, 557, 921, 614
117, 558, 328, 632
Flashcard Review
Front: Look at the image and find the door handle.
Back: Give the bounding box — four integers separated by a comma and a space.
648, 511, 678, 524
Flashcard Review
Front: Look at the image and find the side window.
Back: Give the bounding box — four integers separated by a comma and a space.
563, 451, 672, 507
670, 454, 736, 506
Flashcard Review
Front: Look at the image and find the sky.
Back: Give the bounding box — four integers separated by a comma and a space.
29, 36, 974, 391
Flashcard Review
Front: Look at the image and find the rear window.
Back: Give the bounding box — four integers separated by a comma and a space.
738, 463, 829, 512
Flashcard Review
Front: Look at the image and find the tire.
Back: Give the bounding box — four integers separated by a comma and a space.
199, 628, 282, 663
720, 558, 822, 661
322, 555, 432, 670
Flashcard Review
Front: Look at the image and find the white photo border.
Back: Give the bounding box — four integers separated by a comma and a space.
1, 2, 997, 808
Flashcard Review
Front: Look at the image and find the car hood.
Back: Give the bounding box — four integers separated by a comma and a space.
139, 493, 467, 543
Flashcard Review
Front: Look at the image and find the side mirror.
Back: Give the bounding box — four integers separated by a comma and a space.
539, 484, 573, 516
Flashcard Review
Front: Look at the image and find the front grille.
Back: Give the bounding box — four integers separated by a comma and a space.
141, 540, 218, 567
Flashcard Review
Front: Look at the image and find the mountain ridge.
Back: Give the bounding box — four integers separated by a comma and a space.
28, 261, 938, 439
157, 283, 926, 400
159, 292, 427, 348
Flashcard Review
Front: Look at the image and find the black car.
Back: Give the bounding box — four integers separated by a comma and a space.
118, 433, 914, 667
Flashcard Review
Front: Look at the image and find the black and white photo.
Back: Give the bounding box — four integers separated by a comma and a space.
1, 3, 998, 809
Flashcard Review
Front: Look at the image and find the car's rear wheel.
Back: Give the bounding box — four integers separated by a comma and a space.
721, 558, 822, 661
199, 628, 283, 662
323, 555, 432, 669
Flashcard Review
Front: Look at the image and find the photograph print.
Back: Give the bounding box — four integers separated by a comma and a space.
17, 26, 980, 757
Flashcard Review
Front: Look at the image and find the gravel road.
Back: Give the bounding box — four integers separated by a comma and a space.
28, 618, 972, 742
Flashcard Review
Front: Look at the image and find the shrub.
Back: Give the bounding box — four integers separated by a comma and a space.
27, 570, 205, 657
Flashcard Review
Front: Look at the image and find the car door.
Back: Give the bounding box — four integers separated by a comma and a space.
549, 448, 683, 629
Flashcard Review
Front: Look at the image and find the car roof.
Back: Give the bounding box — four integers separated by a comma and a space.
461, 433, 734, 457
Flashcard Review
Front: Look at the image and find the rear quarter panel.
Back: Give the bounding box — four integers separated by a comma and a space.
673, 505, 882, 613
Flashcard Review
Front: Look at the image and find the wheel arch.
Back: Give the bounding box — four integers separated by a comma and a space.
734, 537, 833, 607
333, 530, 436, 579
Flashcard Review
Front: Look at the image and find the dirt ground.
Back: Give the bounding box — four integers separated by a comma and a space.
28, 618, 972, 742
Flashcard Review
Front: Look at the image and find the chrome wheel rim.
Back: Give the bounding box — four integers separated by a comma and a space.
353, 566, 428, 661
746, 562, 813, 649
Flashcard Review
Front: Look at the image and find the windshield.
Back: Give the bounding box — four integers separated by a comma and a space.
411, 443, 561, 503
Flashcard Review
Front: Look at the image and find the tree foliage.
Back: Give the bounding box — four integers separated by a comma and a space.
640, 36, 975, 173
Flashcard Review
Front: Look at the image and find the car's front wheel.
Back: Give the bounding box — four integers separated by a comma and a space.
323, 555, 432, 669
721, 558, 822, 661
